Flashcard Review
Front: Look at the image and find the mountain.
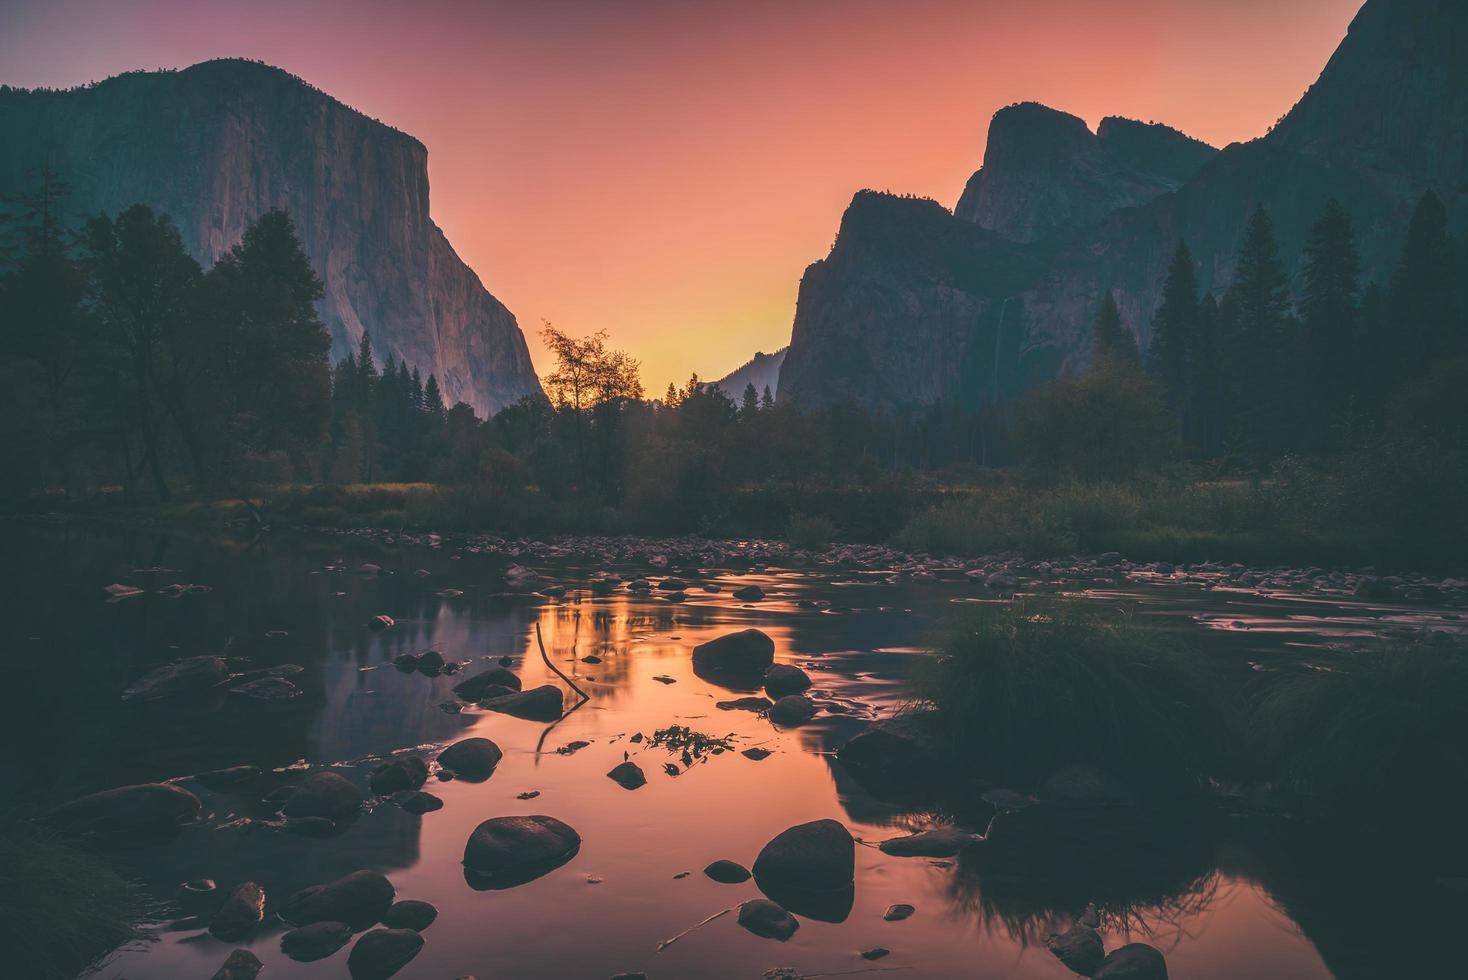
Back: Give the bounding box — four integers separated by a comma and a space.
954, 103, 1216, 243
0, 59, 542, 417
782, 0, 1466, 408
713, 347, 787, 400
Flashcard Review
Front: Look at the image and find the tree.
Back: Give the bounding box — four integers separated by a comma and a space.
1146, 241, 1200, 443
1298, 198, 1360, 448
1091, 291, 1139, 368
1223, 206, 1292, 460
741, 382, 760, 416
540, 324, 643, 485
1390, 190, 1461, 379
761, 385, 775, 411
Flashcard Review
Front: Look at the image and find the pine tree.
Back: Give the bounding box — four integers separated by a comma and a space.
1091, 291, 1139, 369
1147, 241, 1200, 443
1299, 198, 1360, 448
1390, 190, 1461, 378
761, 385, 775, 411
741, 382, 759, 416
1225, 206, 1291, 460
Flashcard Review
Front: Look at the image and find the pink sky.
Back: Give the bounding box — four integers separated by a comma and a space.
0, 0, 1362, 392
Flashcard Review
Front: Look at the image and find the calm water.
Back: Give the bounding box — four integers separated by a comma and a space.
4, 524, 1465, 980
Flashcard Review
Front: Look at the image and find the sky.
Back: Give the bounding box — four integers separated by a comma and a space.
0, 0, 1362, 393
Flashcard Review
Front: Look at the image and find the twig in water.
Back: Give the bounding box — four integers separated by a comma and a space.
656, 905, 733, 951
537, 621, 590, 702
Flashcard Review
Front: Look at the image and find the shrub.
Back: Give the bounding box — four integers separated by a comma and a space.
912, 599, 1236, 791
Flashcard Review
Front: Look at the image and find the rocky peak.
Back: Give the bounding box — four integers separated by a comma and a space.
954, 103, 1214, 243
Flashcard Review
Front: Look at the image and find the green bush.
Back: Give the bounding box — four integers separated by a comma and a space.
912, 599, 1236, 790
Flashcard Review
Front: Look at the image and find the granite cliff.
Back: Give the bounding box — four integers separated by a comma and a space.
0, 59, 542, 417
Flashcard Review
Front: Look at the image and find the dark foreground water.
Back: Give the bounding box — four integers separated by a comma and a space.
4, 524, 1466, 980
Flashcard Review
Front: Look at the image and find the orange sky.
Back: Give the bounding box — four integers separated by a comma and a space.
1, 0, 1362, 393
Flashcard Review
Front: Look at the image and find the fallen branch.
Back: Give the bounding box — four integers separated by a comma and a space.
656, 905, 733, 951
537, 621, 589, 702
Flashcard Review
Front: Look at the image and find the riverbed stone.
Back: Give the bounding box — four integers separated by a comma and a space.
691, 628, 775, 676
732, 585, 766, 601
703, 859, 751, 883
768, 694, 817, 726
607, 761, 647, 790
369, 757, 429, 795
463, 815, 581, 887
209, 881, 265, 940
281, 920, 353, 961
736, 899, 799, 941
882, 903, 915, 921
391, 790, 443, 814
878, 827, 981, 857
716, 696, 774, 713
48, 782, 201, 843
1094, 943, 1169, 979
381, 899, 437, 931
434, 733, 504, 780
367, 614, 395, 631
480, 685, 564, 721
763, 664, 811, 698
452, 667, 523, 700
1045, 923, 1105, 975
835, 711, 947, 781
347, 927, 423, 980
210, 948, 262, 980
121, 655, 228, 701
753, 819, 854, 892
281, 771, 364, 822
279, 870, 395, 930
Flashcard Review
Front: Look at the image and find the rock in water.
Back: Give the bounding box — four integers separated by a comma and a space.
47, 782, 201, 843
882, 903, 915, 921
763, 664, 811, 698
768, 694, 817, 726
607, 761, 647, 790
703, 860, 751, 883
1095, 943, 1169, 979
452, 667, 523, 699
691, 629, 775, 676
281, 921, 353, 962
281, 771, 364, 823
463, 815, 581, 888
279, 870, 395, 930
381, 899, 437, 931
392, 790, 443, 814
367, 614, 395, 631
835, 711, 948, 781
347, 928, 424, 980
732, 585, 766, 601
121, 656, 227, 701
1045, 923, 1105, 975
878, 827, 981, 857
736, 899, 799, 941
210, 948, 262, 980
753, 819, 855, 892
479, 685, 564, 721
209, 881, 265, 940
369, 757, 429, 795
437, 737, 503, 781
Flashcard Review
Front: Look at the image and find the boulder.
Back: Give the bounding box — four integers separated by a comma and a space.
209, 881, 265, 940
279, 870, 395, 930
48, 782, 201, 843
121, 656, 228, 701
732, 585, 766, 601
753, 819, 854, 892
367, 615, 395, 631
437, 738, 503, 780
1045, 924, 1105, 975
392, 790, 443, 814
607, 761, 647, 790
281, 921, 353, 962
416, 650, 445, 669
691, 629, 775, 676
835, 711, 948, 781
1095, 943, 1169, 979
736, 899, 799, 941
763, 664, 811, 698
210, 949, 262, 980
480, 685, 564, 721
768, 694, 817, 726
452, 667, 523, 700
281, 771, 364, 823
703, 860, 751, 883
369, 757, 429, 795
878, 827, 981, 857
347, 928, 424, 980
463, 815, 581, 888
381, 899, 437, 931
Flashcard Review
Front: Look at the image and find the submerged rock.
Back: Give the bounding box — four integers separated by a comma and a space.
1045, 923, 1105, 975
736, 899, 799, 941
479, 685, 564, 721
279, 870, 395, 930
716, 696, 774, 713
703, 859, 751, 883
381, 899, 437, 931
691, 628, 775, 676
369, 757, 429, 795
463, 815, 581, 888
607, 761, 647, 790
768, 694, 817, 726
434, 733, 504, 780
210, 948, 262, 980
48, 782, 200, 843
878, 827, 981, 857
122, 656, 228, 701
281, 771, 364, 823
367, 614, 395, 631
835, 711, 948, 781
763, 664, 812, 698
882, 903, 915, 921
347, 928, 424, 980
732, 585, 766, 601
281, 920, 353, 962
452, 667, 523, 700
391, 790, 443, 814
1094, 943, 1169, 979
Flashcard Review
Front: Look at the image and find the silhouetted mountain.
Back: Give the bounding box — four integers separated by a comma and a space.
0, 59, 542, 416
714, 347, 787, 400
783, 0, 1466, 408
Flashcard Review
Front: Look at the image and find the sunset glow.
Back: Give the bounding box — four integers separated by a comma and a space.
1, 0, 1361, 392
